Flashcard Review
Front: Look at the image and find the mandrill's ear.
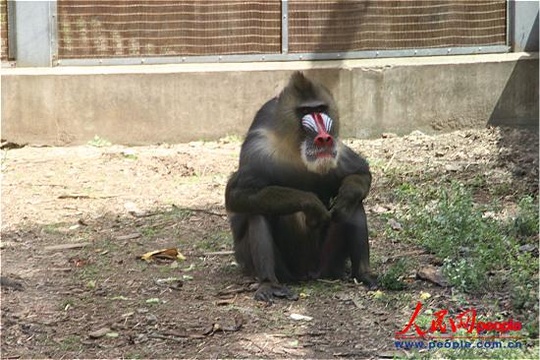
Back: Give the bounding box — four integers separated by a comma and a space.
290, 71, 312, 92
284, 71, 320, 101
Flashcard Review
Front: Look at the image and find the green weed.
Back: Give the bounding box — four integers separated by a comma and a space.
88, 135, 112, 147
379, 258, 409, 291
196, 231, 233, 252
59, 335, 82, 352
388, 181, 538, 339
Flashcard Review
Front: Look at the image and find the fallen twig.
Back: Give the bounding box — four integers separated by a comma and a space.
148, 333, 189, 342
44, 242, 91, 251
203, 250, 234, 256
217, 286, 252, 297
383, 249, 426, 261
383, 152, 397, 173
59, 194, 122, 200
172, 205, 226, 217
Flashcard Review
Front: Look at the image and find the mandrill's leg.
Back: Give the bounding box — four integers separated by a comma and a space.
237, 215, 298, 303
321, 203, 377, 288
346, 204, 377, 288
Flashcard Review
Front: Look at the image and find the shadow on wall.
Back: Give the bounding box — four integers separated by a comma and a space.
487, 54, 539, 128
489, 7, 538, 128
524, 12, 539, 51
310, 1, 370, 91
488, 12, 539, 197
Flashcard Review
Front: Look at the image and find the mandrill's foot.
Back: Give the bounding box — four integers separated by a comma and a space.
254, 282, 299, 304
353, 272, 379, 290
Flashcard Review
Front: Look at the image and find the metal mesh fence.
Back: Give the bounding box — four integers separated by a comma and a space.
1, 0, 8, 61
43, 0, 507, 61
288, 0, 507, 53
57, 0, 281, 59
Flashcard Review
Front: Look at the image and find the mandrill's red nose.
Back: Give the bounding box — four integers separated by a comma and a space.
314, 134, 334, 147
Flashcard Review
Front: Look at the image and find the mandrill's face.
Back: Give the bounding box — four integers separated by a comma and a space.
299, 112, 339, 174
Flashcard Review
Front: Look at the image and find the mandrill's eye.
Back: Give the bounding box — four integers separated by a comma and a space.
298, 107, 311, 116
297, 105, 328, 118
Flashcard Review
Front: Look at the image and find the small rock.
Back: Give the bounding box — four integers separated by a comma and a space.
370, 205, 391, 214
409, 130, 426, 136
121, 149, 137, 157
88, 327, 111, 339
444, 164, 460, 172
388, 218, 403, 231
519, 244, 536, 253
381, 133, 398, 139
417, 265, 449, 287
290, 313, 313, 321
146, 314, 158, 324
378, 350, 408, 358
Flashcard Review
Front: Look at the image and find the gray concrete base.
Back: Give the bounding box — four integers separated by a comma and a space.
1, 53, 538, 146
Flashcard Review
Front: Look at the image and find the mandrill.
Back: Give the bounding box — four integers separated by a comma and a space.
225, 72, 377, 302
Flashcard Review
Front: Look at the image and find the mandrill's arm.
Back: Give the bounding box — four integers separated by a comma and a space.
331, 172, 372, 221
225, 171, 331, 224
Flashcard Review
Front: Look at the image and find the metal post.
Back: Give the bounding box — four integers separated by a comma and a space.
509, 0, 539, 52
281, 0, 289, 54
49, 0, 58, 64
13, 0, 57, 66
506, 0, 514, 48
7, 0, 17, 60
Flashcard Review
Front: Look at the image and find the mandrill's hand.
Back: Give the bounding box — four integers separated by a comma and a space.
330, 174, 371, 221
301, 192, 332, 227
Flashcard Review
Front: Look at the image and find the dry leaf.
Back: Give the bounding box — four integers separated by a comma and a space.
140, 248, 186, 262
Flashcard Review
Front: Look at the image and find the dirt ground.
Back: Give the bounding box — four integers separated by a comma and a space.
1, 126, 538, 359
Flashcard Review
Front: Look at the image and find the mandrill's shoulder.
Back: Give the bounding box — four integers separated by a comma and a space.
247, 98, 279, 132
336, 142, 371, 177
240, 127, 304, 173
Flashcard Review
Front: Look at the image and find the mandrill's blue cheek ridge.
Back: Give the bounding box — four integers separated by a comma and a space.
301, 113, 334, 133
301, 114, 319, 132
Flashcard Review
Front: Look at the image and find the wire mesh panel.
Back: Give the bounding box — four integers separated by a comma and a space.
288, 0, 507, 53
57, 0, 281, 59
0, 0, 8, 61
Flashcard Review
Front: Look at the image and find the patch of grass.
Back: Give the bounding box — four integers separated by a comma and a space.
59, 335, 82, 352
388, 181, 539, 339
510, 196, 539, 238
168, 205, 194, 220
219, 134, 243, 144
372, 290, 413, 306
141, 226, 158, 238
125, 353, 144, 360
122, 153, 138, 161
297, 280, 344, 298
196, 231, 233, 252
392, 182, 537, 292
379, 259, 409, 291
41, 223, 66, 235
218, 261, 239, 275
76, 262, 100, 280
491, 182, 515, 197
60, 298, 75, 311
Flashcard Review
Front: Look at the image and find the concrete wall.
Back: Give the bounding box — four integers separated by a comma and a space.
1, 53, 538, 146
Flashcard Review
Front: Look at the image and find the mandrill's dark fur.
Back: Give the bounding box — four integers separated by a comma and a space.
225, 72, 376, 302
